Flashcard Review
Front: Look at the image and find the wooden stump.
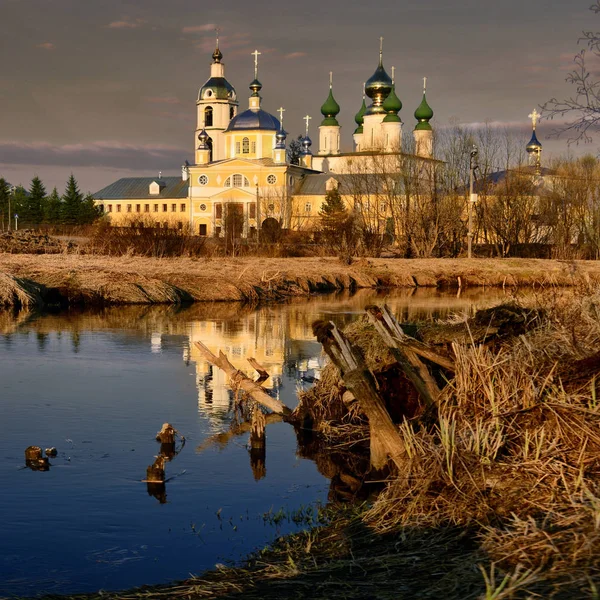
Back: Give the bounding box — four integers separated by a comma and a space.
249, 405, 266, 480
146, 456, 166, 483
146, 482, 167, 504
156, 423, 177, 444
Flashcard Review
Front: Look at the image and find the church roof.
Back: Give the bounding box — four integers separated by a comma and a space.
198, 77, 236, 102
294, 173, 384, 195
92, 177, 189, 200
225, 108, 280, 132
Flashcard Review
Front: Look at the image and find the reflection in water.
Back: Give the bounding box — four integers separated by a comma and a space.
144, 424, 186, 504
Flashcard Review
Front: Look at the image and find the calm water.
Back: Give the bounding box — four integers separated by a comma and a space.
0, 288, 515, 597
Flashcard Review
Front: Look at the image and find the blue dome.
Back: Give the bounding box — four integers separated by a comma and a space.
225, 108, 281, 132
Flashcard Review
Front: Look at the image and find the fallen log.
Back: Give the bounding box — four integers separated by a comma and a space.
247, 357, 270, 384
194, 341, 292, 418
365, 305, 442, 410
312, 320, 406, 471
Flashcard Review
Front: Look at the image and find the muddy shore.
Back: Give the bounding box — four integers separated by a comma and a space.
1, 254, 600, 309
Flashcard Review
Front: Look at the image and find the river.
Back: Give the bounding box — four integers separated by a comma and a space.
0, 287, 515, 597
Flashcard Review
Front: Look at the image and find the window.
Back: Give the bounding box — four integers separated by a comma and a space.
144, 204, 149, 213
127, 204, 132, 213
117, 205, 122, 213
181, 203, 186, 212
249, 204, 256, 219
163, 222, 169, 229
251, 141, 256, 153
242, 137, 250, 154
305, 203, 312, 212
199, 223, 207, 236
99, 204, 104, 213
215, 204, 222, 219
230, 106, 235, 119
107, 205, 112, 213
198, 174, 208, 186
162, 204, 167, 212
215, 226, 222, 237
235, 142, 240, 155
206, 90, 213, 98
249, 226, 256, 239
177, 221, 183, 229
224, 174, 249, 188
204, 106, 213, 127
171, 203, 176, 212
136, 204, 140, 213
267, 174, 276, 185
153, 204, 158, 212
380, 202, 387, 213
289, 176, 294, 186
199, 203, 207, 211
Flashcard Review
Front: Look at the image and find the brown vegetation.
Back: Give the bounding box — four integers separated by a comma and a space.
3, 253, 600, 309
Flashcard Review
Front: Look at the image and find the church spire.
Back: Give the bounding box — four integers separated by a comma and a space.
212, 27, 223, 63
526, 108, 542, 174
248, 49, 262, 110
414, 77, 434, 131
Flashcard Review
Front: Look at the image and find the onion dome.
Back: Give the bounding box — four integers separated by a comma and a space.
354, 98, 367, 134
249, 78, 262, 97
275, 128, 287, 149
414, 92, 434, 131
197, 129, 209, 148
301, 135, 313, 155
526, 130, 542, 154
224, 109, 280, 132
382, 85, 402, 123
365, 51, 393, 115
212, 46, 223, 63
320, 87, 341, 126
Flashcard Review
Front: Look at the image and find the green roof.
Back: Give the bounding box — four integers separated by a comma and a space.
414, 93, 434, 121
382, 84, 402, 114
354, 98, 366, 126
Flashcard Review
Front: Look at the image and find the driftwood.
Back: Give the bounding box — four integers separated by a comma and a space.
249, 405, 267, 480
24, 445, 50, 471
313, 320, 406, 470
366, 305, 443, 410
247, 357, 270, 384
194, 341, 292, 417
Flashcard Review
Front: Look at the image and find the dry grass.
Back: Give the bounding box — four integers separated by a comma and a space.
2, 254, 600, 307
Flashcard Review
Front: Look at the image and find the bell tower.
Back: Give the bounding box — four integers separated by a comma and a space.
195, 33, 238, 163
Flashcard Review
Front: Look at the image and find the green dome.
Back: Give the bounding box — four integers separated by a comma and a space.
414, 93, 433, 121
414, 93, 433, 131
354, 98, 366, 126
382, 84, 402, 123
320, 88, 340, 126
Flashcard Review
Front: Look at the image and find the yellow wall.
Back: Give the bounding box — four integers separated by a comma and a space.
98, 199, 189, 228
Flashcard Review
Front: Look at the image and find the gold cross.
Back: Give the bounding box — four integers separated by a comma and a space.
278, 107, 285, 124
304, 114, 312, 136
251, 49, 261, 79
528, 108, 540, 130
215, 27, 220, 48
391, 66, 395, 85
423, 76, 427, 93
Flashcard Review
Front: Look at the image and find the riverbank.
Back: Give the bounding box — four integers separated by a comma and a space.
2, 254, 600, 309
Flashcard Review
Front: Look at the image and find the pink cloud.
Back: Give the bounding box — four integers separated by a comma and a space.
37, 42, 55, 50
182, 24, 217, 34
284, 52, 307, 59
108, 17, 146, 29
144, 96, 181, 105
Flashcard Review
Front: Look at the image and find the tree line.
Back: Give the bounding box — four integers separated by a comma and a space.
0, 174, 100, 230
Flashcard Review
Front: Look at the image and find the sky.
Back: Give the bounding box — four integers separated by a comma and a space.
0, 0, 597, 193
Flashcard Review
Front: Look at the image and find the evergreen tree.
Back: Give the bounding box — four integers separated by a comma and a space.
23, 176, 46, 226
287, 135, 303, 165
319, 187, 354, 253
0, 178, 10, 231
61, 174, 83, 224
12, 186, 28, 228
79, 193, 101, 224
44, 187, 62, 224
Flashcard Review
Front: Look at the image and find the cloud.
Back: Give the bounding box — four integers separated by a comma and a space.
108, 17, 146, 29
144, 96, 181, 105
284, 52, 307, 59
182, 24, 217, 34
36, 42, 55, 50
193, 32, 250, 53
0, 141, 189, 171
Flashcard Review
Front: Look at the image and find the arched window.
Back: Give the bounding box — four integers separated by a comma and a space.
224, 174, 251, 188
242, 137, 250, 154
206, 137, 213, 162
204, 106, 213, 127
230, 106, 235, 120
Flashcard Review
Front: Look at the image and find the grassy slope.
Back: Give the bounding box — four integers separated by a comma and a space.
2, 254, 600, 307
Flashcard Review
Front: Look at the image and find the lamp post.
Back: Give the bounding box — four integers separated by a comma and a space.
467, 144, 478, 259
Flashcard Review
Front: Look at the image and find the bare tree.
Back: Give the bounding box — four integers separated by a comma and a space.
542, 1, 600, 143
